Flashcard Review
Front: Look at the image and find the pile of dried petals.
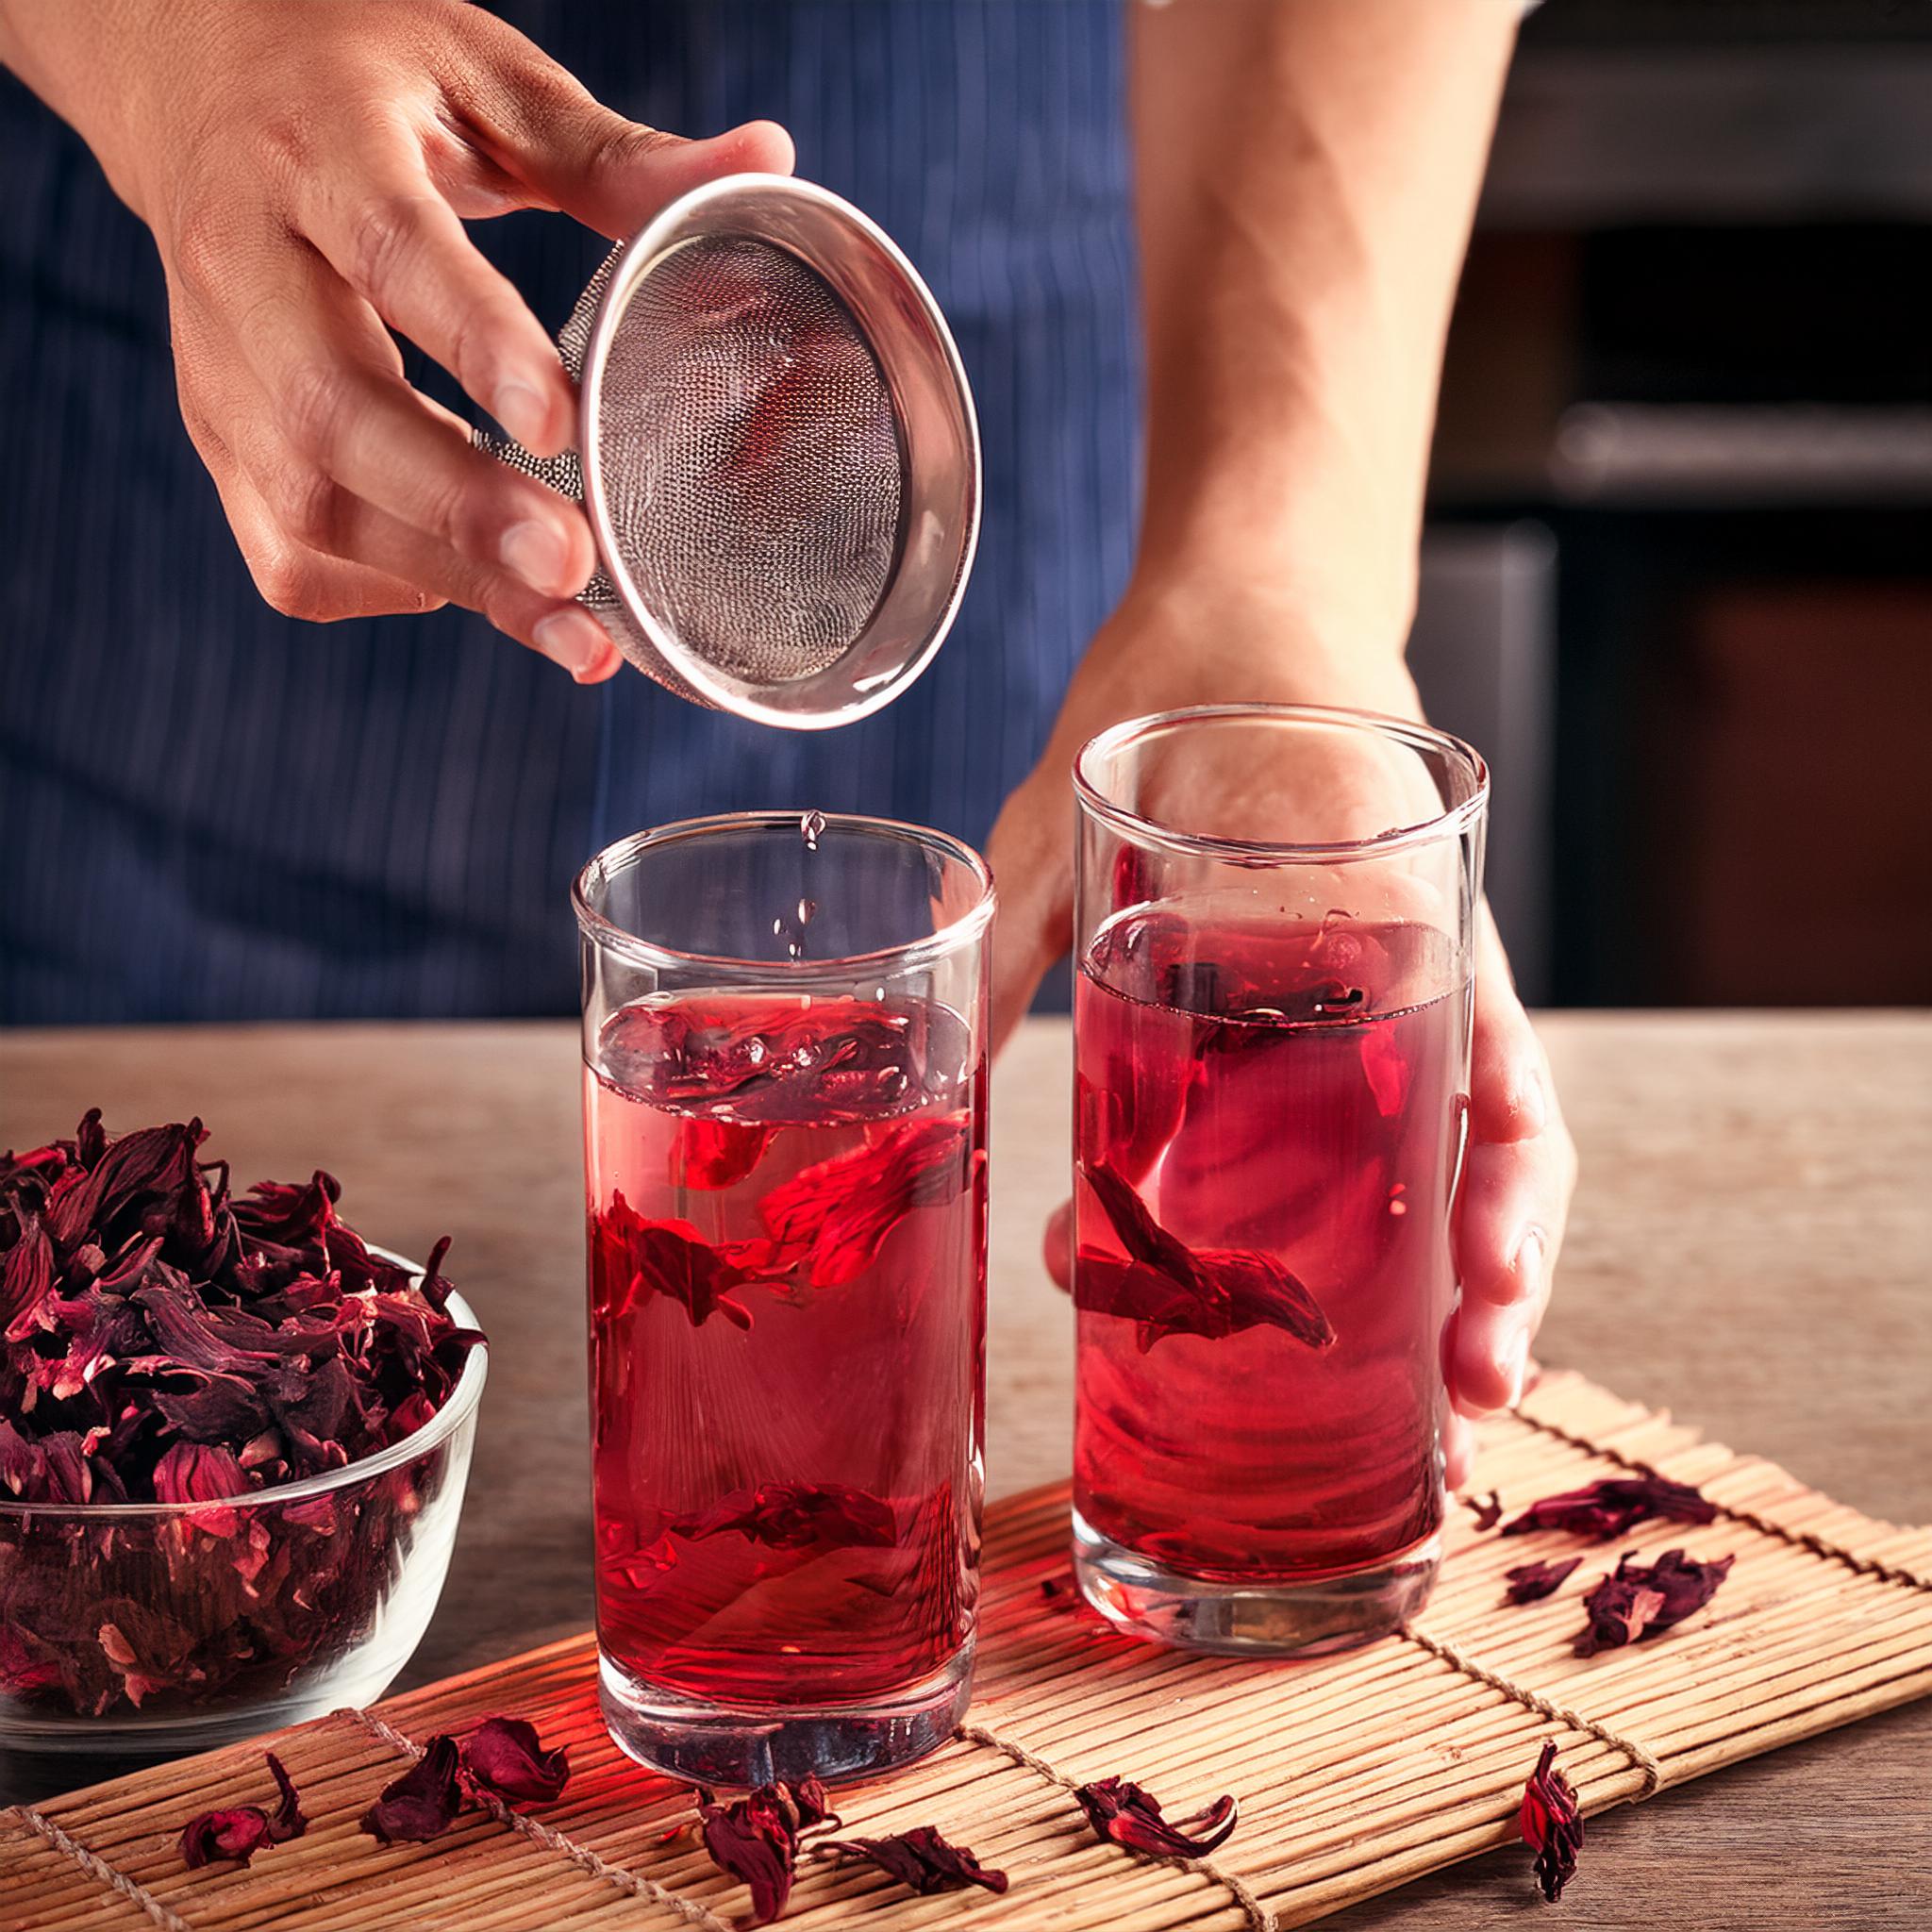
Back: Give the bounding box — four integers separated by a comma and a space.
178, 1752, 307, 1867
0, 1111, 482, 1720
360, 1716, 572, 1843
1518, 1741, 1583, 1903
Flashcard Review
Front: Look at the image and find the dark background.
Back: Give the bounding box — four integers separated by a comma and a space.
1410, 0, 1932, 1008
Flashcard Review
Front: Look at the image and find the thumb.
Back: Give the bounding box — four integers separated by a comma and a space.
503, 95, 794, 241
984, 769, 1074, 1055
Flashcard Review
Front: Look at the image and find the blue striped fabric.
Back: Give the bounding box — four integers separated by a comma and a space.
0, 1, 1138, 1023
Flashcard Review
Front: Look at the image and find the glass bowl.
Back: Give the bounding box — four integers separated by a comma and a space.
0, 1286, 487, 1759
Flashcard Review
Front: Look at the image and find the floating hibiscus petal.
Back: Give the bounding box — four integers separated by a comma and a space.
360, 1735, 466, 1843
461, 1716, 571, 1805
1075, 1775, 1240, 1859
760, 1114, 976, 1288
674, 1118, 777, 1191
1075, 1163, 1333, 1353
1574, 1548, 1735, 1657
817, 1824, 1008, 1895
1501, 1476, 1716, 1543
675, 1481, 898, 1553
591, 1193, 781, 1330
1518, 1740, 1583, 1902
1504, 1557, 1582, 1605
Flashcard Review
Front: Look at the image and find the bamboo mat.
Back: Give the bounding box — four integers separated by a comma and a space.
6, 1369, 1930, 1932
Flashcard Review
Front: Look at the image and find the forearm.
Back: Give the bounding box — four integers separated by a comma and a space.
1130, 0, 1518, 648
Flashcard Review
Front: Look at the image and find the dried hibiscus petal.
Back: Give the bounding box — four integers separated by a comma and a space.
178, 1752, 304, 1867
179, 1807, 274, 1868
1519, 1740, 1583, 1903
1075, 1163, 1333, 1353
1501, 1475, 1716, 1543
1465, 1490, 1504, 1532
1574, 1548, 1735, 1657
360, 1735, 465, 1843
266, 1752, 308, 1843
816, 1824, 1008, 1895
759, 1114, 975, 1288
460, 1715, 571, 1805
1504, 1557, 1583, 1605
1075, 1774, 1239, 1859
696, 1780, 834, 1925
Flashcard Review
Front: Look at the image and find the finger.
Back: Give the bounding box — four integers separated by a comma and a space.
1468, 906, 1552, 1145
1042, 1198, 1073, 1292
327, 492, 622, 682
239, 260, 598, 600
300, 165, 575, 457
984, 770, 1075, 1053
189, 406, 450, 622
1449, 1225, 1553, 1415
462, 53, 794, 241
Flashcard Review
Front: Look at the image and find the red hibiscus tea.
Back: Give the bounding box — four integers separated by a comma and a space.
575, 817, 992, 1786
1071, 707, 1488, 1654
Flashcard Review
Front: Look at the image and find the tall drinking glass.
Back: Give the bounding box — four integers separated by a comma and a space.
575, 814, 992, 1785
1071, 706, 1488, 1655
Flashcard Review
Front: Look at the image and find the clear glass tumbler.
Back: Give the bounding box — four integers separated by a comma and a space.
575, 813, 992, 1785
1070, 705, 1488, 1655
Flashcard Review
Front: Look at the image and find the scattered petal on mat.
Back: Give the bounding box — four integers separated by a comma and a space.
179, 1807, 273, 1868
360, 1735, 465, 1843
1574, 1549, 1735, 1656
1076, 1774, 1239, 1858
696, 1778, 840, 1924
265, 1751, 308, 1842
1504, 1557, 1583, 1605
1519, 1740, 1584, 1903
816, 1824, 1008, 1895
461, 1716, 571, 1805
1465, 1490, 1504, 1532
1502, 1476, 1716, 1542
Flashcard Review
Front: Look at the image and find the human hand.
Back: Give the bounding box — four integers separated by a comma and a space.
986, 573, 1576, 1485
0, 0, 791, 676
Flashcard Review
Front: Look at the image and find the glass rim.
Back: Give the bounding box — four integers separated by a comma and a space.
1074, 703, 1490, 862
0, 1285, 487, 1520
572, 810, 997, 978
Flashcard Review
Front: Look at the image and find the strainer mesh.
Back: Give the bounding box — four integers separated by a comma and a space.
594, 237, 904, 683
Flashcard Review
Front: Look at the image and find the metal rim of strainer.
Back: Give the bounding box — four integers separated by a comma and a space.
577, 173, 981, 730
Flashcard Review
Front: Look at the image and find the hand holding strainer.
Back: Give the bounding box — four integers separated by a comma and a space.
485, 175, 979, 728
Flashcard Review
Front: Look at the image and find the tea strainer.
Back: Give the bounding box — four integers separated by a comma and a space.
484, 174, 979, 728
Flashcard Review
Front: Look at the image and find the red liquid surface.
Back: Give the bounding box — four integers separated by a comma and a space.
1074, 911, 1467, 1583
586, 993, 985, 1707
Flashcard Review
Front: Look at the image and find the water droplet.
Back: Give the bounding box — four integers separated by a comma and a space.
801, 809, 825, 853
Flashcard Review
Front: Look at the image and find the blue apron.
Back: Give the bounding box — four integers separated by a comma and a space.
0, 1, 1138, 1021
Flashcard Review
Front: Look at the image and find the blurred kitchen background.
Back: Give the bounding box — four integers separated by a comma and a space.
1407, 0, 1930, 1008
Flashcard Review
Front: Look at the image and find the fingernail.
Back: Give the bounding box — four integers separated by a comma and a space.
493, 380, 552, 450
1513, 1226, 1547, 1298
1502, 1327, 1529, 1407
502, 520, 572, 596
533, 608, 614, 681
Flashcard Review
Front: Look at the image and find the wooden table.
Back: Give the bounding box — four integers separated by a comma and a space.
3, 1015, 1927, 1926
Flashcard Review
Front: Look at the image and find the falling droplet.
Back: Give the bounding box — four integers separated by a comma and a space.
801, 809, 825, 853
